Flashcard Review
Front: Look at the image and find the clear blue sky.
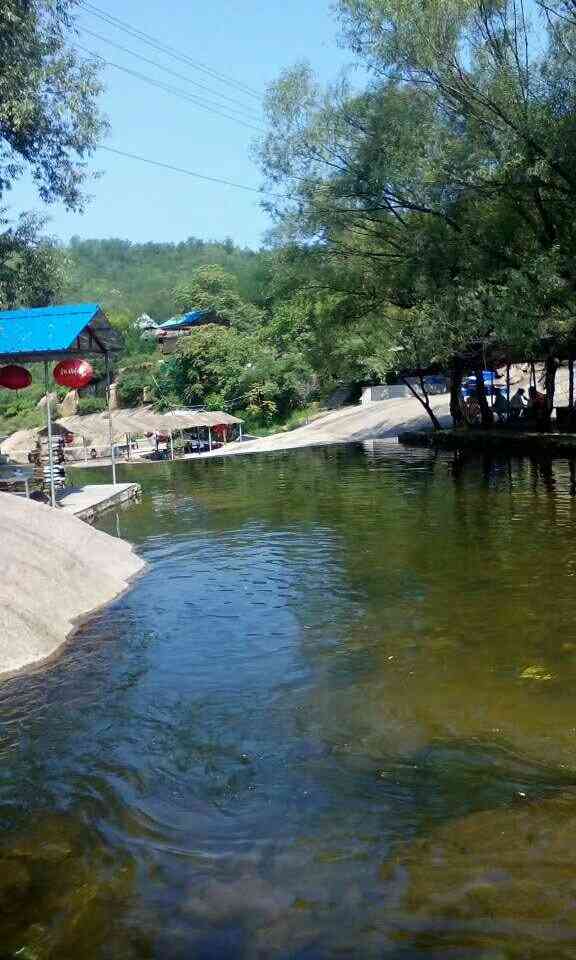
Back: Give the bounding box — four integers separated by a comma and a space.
9, 0, 353, 250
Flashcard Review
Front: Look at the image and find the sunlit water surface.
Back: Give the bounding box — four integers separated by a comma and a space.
3, 443, 576, 957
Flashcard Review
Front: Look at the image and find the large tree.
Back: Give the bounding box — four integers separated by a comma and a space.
1, 0, 106, 209
0, 1, 105, 309
257, 1, 576, 424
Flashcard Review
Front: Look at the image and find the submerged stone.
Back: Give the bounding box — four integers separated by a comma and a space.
0, 860, 30, 913
0, 812, 140, 959
381, 793, 576, 957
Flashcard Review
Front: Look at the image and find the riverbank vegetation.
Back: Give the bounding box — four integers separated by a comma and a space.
256, 0, 576, 425
3, 1, 576, 436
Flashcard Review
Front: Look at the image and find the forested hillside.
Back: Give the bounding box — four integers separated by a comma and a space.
62, 237, 271, 321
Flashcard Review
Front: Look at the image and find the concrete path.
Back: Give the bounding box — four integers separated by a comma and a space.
58, 483, 140, 522
189, 394, 452, 460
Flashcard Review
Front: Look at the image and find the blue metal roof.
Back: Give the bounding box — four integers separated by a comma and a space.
160, 309, 212, 331
0, 303, 120, 360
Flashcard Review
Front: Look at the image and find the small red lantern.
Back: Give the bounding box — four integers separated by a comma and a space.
53, 359, 94, 389
0, 365, 32, 390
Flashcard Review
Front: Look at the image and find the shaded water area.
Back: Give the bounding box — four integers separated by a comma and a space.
4, 443, 576, 956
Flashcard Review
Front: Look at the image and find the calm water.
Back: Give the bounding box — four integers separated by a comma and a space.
3, 443, 576, 958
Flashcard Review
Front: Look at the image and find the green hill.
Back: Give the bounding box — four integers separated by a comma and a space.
62, 236, 270, 321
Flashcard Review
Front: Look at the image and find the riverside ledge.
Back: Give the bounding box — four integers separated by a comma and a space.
58, 482, 140, 523
399, 428, 576, 456
0, 492, 145, 677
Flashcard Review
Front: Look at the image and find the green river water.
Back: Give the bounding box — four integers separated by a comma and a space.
2, 442, 576, 958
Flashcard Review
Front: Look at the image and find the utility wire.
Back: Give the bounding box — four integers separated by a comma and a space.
79, 1, 262, 101
98, 144, 280, 195
77, 45, 265, 133
79, 26, 263, 121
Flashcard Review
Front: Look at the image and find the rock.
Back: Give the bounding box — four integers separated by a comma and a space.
1, 815, 77, 864
0, 812, 141, 958
108, 381, 119, 410
58, 390, 79, 418
36, 393, 60, 419
0, 490, 144, 676
381, 793, 576, 957
0, 860, 30, 912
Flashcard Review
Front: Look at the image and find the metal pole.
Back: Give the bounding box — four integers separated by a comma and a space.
239, 423, 243, 441
105, 352, 117, 485
83, 436, 88, 462
170, 431, 174, 461
44, 362, 57, 508
208, 427, 212, 452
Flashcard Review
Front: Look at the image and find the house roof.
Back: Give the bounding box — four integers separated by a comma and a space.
0, 303, 122, 362
159, 309, 213, 331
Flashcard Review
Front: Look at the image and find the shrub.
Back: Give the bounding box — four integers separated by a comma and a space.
77, 397, 107, 415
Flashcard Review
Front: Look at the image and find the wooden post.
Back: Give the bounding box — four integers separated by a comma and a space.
208, 427, 212, 452
170, 432, 174, 461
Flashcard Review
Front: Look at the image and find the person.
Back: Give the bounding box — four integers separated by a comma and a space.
527, 385, 547, 410
509, 388, 526, 421
527, 385, 548, 426
464, 391, 481, 424
493, 387, 509, 423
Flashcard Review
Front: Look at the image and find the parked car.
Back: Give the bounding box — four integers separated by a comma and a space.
462, 371, 501, 399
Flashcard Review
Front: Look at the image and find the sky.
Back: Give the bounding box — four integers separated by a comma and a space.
9, 0, 355, 250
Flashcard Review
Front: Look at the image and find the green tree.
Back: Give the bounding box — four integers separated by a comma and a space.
173, 265, 264, 330
0, 212, 68, 308
257, 1, 576, 425
1, 0, 106, 209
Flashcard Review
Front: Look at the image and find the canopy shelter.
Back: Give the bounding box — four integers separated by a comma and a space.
57, 406, 244, 460
0, 303, 122, 504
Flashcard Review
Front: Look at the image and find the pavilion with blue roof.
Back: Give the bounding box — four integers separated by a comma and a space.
0, 303, 121, 502
0, 303, 121, 363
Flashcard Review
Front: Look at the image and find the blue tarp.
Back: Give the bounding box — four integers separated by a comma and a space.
0, 303, 115, 359
159, 309, 212, 331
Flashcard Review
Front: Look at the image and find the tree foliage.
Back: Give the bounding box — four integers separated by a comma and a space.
63, 237, 270, 320
173, 264, 264, 329
256, 0, 576, 397
1, 0, 106, 210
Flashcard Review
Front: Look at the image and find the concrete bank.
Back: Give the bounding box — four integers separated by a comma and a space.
187, 395, 453, 461
0, 492, 144, 677
59, 482, 140, 523
399, 428, 576, 456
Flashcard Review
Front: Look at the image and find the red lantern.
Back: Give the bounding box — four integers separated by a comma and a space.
0, 365, 32, 390
53, 359, 94, 389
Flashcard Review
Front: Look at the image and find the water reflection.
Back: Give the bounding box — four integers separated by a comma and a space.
3, 445, 576, 956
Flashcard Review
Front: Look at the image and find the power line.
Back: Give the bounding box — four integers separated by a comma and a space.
98, 144, 274, 195
77, 44, 265, 133
79, 26, 263, 121
79, 1, 262, 102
